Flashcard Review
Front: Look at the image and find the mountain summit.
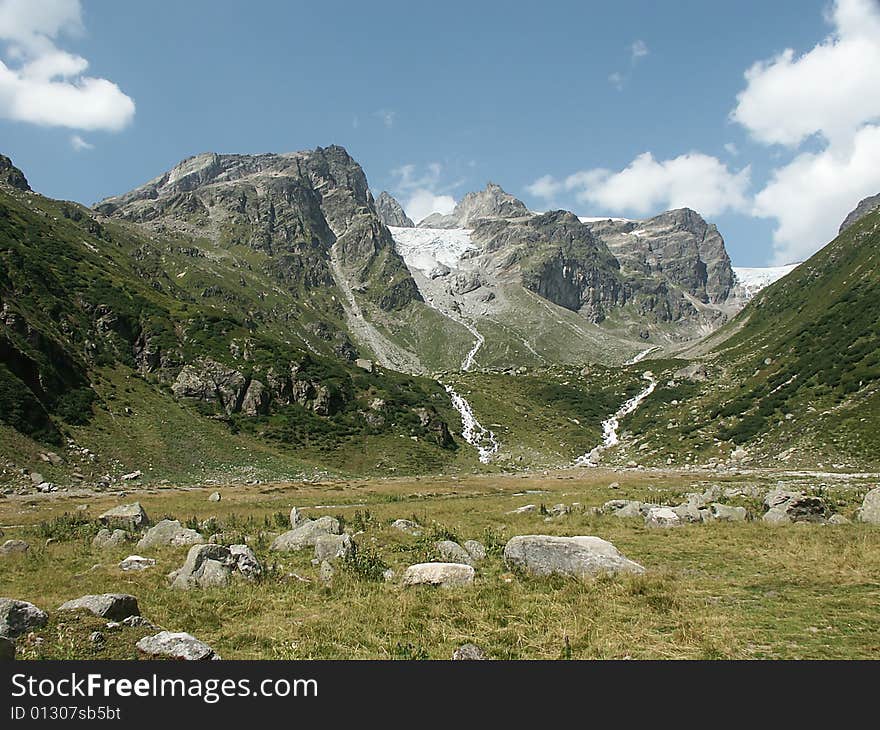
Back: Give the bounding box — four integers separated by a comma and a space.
419, 182, 530, 228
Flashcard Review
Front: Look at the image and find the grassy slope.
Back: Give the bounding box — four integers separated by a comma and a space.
611, 210, 880, 469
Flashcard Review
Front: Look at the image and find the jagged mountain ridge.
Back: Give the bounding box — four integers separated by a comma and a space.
375, 191, 414, 228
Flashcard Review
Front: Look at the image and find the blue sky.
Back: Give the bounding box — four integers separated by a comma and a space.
2, 1, 879, 266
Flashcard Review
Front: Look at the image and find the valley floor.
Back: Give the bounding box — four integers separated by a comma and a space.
1, 468, 878, 660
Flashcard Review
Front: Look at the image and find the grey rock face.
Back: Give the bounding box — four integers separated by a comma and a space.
99, 503, 149, 532
136, 520, 204, 550
402, 562, 475, 588
646, 507, 682, 528
503, 535, 645, 577
857, 487, 880, 524
58, 594, 139, 621
419, 183, 529, 228
136, 631, 220, 660
435, 540, 473, 565
92, 529, 128, 549
270, 517, 341, 552
0, 154, 30, 191
840, 193, 880, 233
0, 539, 29, 556
375, 191, 414, 227
0, 598, 48, 638
313, 533, 353, 562
603, 500, 643, 518
95, 145, 421, 313
229, 544, 262, 579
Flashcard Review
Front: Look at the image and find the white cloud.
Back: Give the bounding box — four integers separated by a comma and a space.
0, 0, 135, 132
732, 0, 880, 149
375, 109, 396, 129
527, 152, 750, 218
733, 0, 880, 262
403, 189, 456, 224
607, 71, 624, 90
69, 133, 91, 151
390, 162, 459, 223
754, 124, 880, 264
630, 40, 649, 62
724, 142, 739, 156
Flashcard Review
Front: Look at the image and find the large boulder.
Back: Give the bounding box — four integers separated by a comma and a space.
402, 563, 475, 588
58, 594, 139, 621
645, 507, 682, 528
762, 490, 828, 524
270, 517, 341, 552
136, 631, 220, 660
136, 520, 204, 550
603, 500, 643, 518
230, 545, 263, 580
857, 487, 880, 524
503, 535, 645, 577
0, 598, 48, 638
169, 544, 233, 590
99, 503, 149, 531
463, 540, 487, 563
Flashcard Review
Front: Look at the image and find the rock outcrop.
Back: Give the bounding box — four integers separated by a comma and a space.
0, 598, 48, 638
0, 154, 30, 192
419, 183, 529, 228
840, 193, 880, 233
375, 191, 414, 227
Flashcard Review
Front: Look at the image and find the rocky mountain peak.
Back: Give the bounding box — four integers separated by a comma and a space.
840, 193, 880, 233
0, 154, 31, 192
418, 182, 530, 229
375, 191, 414, 227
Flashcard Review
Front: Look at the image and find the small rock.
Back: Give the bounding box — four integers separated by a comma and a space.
0, 539, 29, 556
462, 540, 487, 562
99, 502, 149, 532
828, 514, 851, 525
710, 503, 748, 522
290, 507, 308, 527
452, 643, 487, 660
319, 560, 335, 584
119, 555, 156, 572
136, 519, 204, 550
402, 563, 475, 588
170, 544, 233, 590
120, 471, 142, 481
609, 482, 620, 490
229, 544, 262, 579
507, 504, 537, 515
382, 568, 396, 582
390, 519, 421, 535
58, 594, 140, 621
136, 631, 220, 660
122, 615, 156, 629
314, 533, 353, 562
207, 491, 221, 502
89, 631, 106, 649
92, 529, 128, 549
0, 598, 48, 638
435, 540, 473, 565
646, 507, 682, 528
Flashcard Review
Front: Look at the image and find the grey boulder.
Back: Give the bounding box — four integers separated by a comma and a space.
92, 529, 128, 549
710, 503, 748, 522
503, 535, 645, 577
0, 635, 14, 660
58, 594, 139, 621
0, 539, 29, 556
402, 563, 475, 588
136, 520, 204, 550
313, 534, 353, 563
270, 516, 341, 552
857, 487, 880, 524
136, 631, 220, 660
435, 540, 473, 565
99, 502, 149, 531
169, 544, 234, 590
645, 507, 682, 528
463, 540, 487, 562
0, 598, 48, 638
452, 643, 487, 660
119, 555, 156, 571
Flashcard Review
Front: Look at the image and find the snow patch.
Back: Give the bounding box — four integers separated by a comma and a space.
733, 264, 799, 299
388, 226, 476, 276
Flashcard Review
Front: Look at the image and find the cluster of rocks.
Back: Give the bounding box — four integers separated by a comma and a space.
168, 543, 262, 589
602, 495, 747, 527
0, 592, 219, 661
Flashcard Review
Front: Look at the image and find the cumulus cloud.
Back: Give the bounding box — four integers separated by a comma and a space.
733, 0, 880, 262
0, 0, 135, 132
527, 152, 751, 219
390, 162, 458, 224
754, 125, 880, 264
